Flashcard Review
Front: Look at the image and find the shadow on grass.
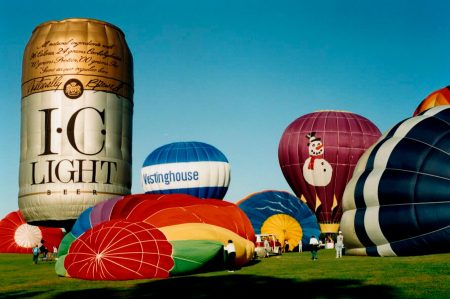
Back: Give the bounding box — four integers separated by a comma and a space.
4, 275, 401, 299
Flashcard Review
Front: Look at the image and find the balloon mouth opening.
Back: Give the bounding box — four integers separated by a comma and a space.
27, 219, 74, 232
319, 223, 340, 234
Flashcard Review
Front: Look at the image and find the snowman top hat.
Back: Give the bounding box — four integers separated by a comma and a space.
306, 132, 321, 144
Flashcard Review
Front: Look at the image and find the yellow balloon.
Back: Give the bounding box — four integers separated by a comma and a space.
261, 214, 302, 251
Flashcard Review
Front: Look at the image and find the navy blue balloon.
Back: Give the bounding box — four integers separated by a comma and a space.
341, 106, 450, 256
237, 190, 320, 250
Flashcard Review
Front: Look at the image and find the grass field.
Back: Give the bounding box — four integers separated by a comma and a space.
0, 249, 449, 299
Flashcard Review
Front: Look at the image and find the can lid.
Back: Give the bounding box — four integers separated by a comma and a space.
32, 18, 124, 36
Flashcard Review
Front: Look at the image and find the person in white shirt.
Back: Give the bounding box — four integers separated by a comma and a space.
263, 238, 271, 257
225, 240, 236, 272
52, 246, 58, 260
309, 235, 319, 260
335, 231, 344, 258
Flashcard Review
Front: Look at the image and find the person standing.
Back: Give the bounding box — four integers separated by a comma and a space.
225, 240, 236, 272
309, 235, 319, 260
263, 237, 271, 257
52, 246, 58, 260
284, 240, 290, 253
32, 244, 39, 264
298, 239, 303, 253
335, 231, 344, 258
39, 239, 48, 260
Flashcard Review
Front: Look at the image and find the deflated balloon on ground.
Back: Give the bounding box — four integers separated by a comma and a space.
56, 193, 255, 280
0, 210, 64, 254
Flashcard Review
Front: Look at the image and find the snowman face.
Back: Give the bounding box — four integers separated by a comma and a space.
309, 140, 324, 156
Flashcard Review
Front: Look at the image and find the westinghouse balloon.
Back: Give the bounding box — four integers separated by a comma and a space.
141, 141, 231, 199
19, 18, 133, 230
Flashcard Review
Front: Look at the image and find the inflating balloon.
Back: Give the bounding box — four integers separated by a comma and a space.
56, 193, 255, 280
413, 86, 450, 116
64, 220, 174, 280
278, 110, 381, 233
0, 210, 64, 253
237, 190, 320, 251
141, 141, 230, 199
19, 18, 133, 230
340, 106, 450, 256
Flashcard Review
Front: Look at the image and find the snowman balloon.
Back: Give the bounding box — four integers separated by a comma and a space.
302, 132, 333, 186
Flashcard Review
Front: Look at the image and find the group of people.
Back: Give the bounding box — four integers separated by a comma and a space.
223, 231, 344, 272
32, 239, 58, 264
308, 231, 344, 260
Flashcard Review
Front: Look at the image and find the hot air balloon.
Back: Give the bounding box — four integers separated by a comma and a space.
237, 190, 320, 254
340, 106, 450, 256
56, 193, 255, 280
278, 110, 382, 233
413, 86, 450, 116
141, 141, 230, 199
19, 18, 133, 230
64, 220, 174, 280
0, 210, 64, 254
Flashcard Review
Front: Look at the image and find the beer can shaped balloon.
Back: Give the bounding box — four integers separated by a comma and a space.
19, 18, 133, 230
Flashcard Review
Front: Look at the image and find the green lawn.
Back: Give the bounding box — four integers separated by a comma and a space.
0, 249, 449, 298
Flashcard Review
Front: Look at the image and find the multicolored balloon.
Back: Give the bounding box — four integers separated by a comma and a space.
278, 110, 382, 233
413, 86, 450, 116
0, 210, 64, 253
237, 190, 320, 251
340, 106, 450, 256
141, 141, 230, 199
56, 193, 255, 280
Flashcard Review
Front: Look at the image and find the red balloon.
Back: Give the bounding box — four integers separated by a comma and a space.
0, 210, 64, 253
65, 220, 174, 280
278, 110, 381, 233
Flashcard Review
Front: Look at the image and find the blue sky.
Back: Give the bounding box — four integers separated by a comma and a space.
0, 0, 449, 218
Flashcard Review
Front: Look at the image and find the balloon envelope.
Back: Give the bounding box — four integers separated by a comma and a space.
19, 18, 133, 230
278, 110, 381, 233
64, 220, 174, 280
340, 106, 450, 256
57, 193, 255, 279
237, 190, 320, 251
413, 86, 450, 116
141, 141, 230, 199
0, 210, 64, 253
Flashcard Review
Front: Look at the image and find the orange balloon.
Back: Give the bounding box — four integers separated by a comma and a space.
413, 86, 450, 116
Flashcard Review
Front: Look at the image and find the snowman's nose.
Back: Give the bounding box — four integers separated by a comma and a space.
316, 144, 323, 150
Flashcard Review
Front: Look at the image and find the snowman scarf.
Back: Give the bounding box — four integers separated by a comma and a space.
308, 154, 324, 170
